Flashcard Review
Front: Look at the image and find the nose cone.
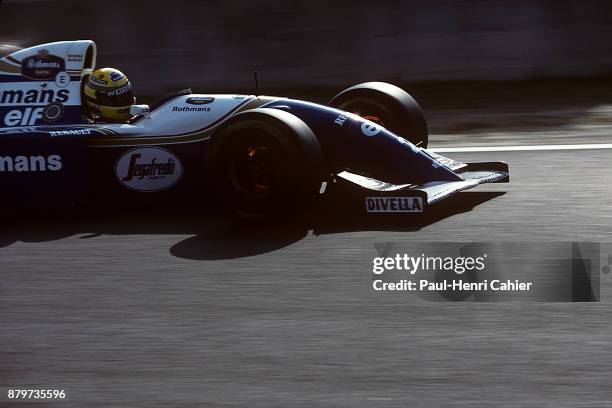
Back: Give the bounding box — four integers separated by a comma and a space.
331, 115, 462, 184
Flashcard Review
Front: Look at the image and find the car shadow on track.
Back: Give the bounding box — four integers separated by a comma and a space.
311, 191, 506, 236
0, 191, 505, 260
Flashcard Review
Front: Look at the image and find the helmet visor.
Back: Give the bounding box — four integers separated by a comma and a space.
94, 89, 134, 107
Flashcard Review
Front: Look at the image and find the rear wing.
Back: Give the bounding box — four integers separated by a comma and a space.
0, 40, 97, 127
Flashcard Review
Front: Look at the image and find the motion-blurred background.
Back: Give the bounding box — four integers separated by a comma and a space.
2, 0, 612, 142
2, 3, 612, 407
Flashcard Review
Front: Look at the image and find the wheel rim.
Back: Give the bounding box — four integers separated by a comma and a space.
228, 143, 280, 196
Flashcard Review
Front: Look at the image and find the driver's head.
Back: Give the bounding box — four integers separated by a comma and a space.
84, 68, 135, 122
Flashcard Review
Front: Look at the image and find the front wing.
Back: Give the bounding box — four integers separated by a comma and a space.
328, 154, 509, 214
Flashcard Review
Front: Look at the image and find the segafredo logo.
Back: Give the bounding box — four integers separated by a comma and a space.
0, 154, 62, 172
366, 197, 424, 213
115, 147, 182, 192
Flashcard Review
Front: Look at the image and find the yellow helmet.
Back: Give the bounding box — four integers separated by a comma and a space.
83, 67, 135, 121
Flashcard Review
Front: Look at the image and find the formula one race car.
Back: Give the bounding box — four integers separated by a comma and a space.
0, 40, 508, 217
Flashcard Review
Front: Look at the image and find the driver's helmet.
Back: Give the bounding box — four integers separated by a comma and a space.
83, 67, 135, 122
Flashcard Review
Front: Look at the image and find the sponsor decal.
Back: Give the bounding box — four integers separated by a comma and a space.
109, 71, 125, 82
334, 113, 348, 126
361, 121, 382, 137
107, 84, 131, 96
49, 129, 94, 137
115, 147, 183, 192
186, 96, 215, 105
42, 103, 64, 122
0, 154, 62, 172
3, 107, 44, 126
54, 71, 71, 88
89, 75, 108, 86
21, 49, 65, 80
431, 156, 454, 169
172, 106, 210, 112
0, 88, 70, 106
365, 197, 424, 213
67, 54, 83, 63
1, 88, 71, 126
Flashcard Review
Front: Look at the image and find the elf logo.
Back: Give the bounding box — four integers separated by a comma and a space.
0, 154, 63, 172
3, 107, 44, 126
365, 197, 424, 213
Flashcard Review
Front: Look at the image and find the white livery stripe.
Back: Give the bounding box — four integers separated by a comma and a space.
431, 144, 612, 153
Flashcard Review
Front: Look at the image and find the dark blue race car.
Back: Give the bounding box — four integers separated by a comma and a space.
0, 40, 508, 217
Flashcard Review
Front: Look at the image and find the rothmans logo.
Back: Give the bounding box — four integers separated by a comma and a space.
21, 49, 65, 80
0, 89, 70, 105
366, 197, 424, 213
172, 106, 210, 112
0, 154, 63, 172
27, 59, 61, 69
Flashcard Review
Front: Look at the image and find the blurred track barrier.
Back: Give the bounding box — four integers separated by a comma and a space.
1, 0, 612, 94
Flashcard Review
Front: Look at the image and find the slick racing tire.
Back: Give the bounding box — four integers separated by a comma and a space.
330, 81, 428, 148
208, 108, 323, 219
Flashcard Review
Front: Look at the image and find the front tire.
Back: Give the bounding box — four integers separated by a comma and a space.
208, 108, 323, 219
330, 81, 428, 148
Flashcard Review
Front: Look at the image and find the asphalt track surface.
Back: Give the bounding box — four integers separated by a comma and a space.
1, 145, 612, 407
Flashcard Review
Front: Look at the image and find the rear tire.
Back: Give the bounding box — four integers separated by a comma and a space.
208, 108, 323, 219
330, 81, 428, 148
